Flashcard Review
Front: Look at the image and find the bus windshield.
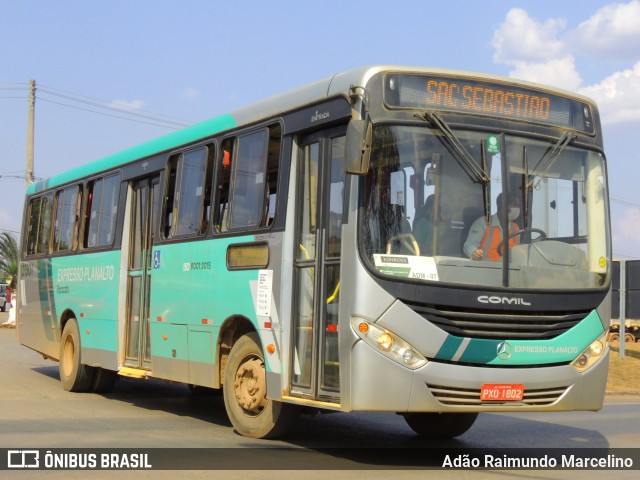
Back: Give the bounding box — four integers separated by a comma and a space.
359, 124, 609, 290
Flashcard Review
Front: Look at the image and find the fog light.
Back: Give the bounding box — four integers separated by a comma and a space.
401, 349, 416, 364
575, 354, 589, 369
377, 332, 394, 351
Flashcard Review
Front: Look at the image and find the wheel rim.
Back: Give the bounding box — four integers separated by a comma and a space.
62, 334, 75, 377
233, 355, 267, 416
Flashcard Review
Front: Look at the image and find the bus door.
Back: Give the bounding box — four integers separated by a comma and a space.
291, 127, 346, 402
124, 175, 161, 370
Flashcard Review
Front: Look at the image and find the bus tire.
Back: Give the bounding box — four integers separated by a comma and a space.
402, 412, 478, 439
59, 319, 95, 392
223, 332, 299, 438
91, 368, 118, 393
625, 333, 636, 343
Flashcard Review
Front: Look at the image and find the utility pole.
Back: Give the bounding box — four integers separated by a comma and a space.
25, 79, 36, 185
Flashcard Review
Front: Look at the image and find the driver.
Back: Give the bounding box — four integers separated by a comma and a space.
463, 193, 520, 261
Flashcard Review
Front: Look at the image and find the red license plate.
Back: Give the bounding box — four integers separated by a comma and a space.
480, 383, 524, 401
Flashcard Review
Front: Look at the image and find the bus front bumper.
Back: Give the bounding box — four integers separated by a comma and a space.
349, 340, 609, 413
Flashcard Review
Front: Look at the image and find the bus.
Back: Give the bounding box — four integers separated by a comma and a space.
18, 66, 611, 439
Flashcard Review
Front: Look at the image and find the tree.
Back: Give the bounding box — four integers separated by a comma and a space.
0, 232, 18, 289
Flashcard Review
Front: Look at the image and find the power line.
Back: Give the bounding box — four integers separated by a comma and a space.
38, 84, 193, 128
2, 81, 195, 130
0, 173, 44, 181
38, 88, 191, 128
38, 97, 188, 130
611, 195, 640, 210
39, 84, 194, 123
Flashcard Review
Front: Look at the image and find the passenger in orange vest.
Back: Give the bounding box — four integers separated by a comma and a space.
463, 193, 520, 261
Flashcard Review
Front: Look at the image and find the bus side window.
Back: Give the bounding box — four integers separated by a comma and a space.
25, 194, 53, 256
201, 146, 213, 234
216, 139, 234, 232
164, 146, 210, 238
229, 129, 269, 229
83, 174, 120, 248
25, 197, 42, 255
163, 157, 178, 238
264, 124, 281, 226
215, 124, 281, 232
53, 185, 81, 252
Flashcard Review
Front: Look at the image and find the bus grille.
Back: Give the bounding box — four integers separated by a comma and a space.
405, 302, 589, 340
426, 384, 567, 407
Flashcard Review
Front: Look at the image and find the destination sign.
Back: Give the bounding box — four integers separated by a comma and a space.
385, 74, 594, 133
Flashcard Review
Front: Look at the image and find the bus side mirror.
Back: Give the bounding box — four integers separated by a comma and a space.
345, 120, 372, 175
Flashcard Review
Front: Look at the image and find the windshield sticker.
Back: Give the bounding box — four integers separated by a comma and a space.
373, 254, 439, 281
486, 135, 500, 154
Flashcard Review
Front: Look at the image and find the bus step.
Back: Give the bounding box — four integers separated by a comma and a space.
118, 367, 149, 379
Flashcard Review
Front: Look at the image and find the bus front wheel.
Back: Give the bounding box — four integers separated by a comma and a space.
223, 332, 299, 438
402, 412, 478, 439
59, 318, 95, 392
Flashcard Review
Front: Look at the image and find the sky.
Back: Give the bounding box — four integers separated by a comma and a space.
1, 0, 640, 259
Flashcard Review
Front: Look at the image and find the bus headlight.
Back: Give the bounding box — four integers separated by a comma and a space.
572, 333, 608, 373
352, 318, 428, 369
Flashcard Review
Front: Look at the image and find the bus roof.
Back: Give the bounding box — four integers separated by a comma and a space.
26, 65, 598, 195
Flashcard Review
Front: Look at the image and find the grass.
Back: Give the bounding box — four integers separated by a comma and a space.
607, 340, 640, 393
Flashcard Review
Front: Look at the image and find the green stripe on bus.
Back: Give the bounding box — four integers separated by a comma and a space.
435, 335, 464, 360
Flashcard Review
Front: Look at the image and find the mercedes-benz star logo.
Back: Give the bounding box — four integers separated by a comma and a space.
496, 341, 512, 360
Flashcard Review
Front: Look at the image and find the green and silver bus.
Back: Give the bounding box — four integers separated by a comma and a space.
18, 66, 611, 439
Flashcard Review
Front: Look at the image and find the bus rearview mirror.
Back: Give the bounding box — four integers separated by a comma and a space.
345, 120, 372, 175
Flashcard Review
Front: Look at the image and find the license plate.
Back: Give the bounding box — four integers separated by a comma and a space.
480, 383, 524, 401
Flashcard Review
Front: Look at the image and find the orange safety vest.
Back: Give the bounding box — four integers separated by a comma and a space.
479, 222, 519, 261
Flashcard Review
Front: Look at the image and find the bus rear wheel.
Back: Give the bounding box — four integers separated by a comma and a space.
59, 318, 95, 392
402, 412, 478, 439
223, 332, 299, 438
91, 367, 118, 393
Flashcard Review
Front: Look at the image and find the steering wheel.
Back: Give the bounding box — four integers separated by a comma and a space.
497, 227, 547, 256
386, 233, 421, 256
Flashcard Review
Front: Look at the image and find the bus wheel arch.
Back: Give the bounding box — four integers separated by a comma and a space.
222, 330, 300, 438
59, 316, 96, 392
218, 315, 256, 387
58, 308, 78, 340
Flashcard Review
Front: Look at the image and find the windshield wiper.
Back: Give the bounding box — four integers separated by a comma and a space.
527, 131, 577, 189
416, 112, 490, 185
